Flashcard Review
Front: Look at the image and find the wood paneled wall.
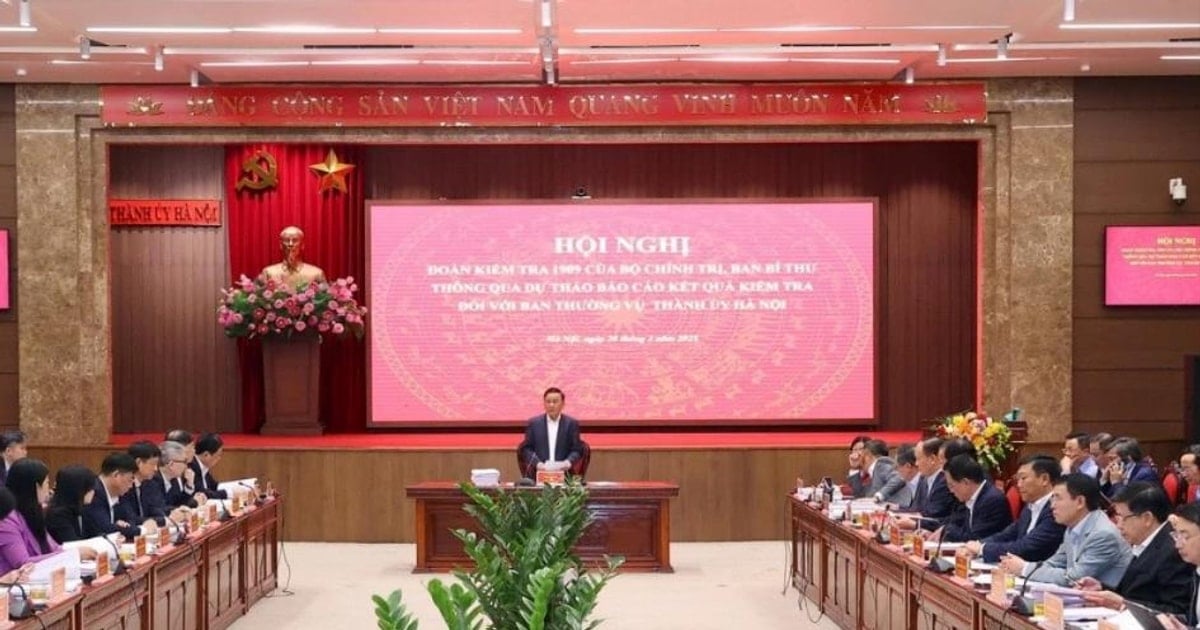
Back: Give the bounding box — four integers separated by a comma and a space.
0, 85, 15, 430
30, 444, 845, 542
368, 141, 979, 430
108, 146, 240, 433
1073, 78, 1200, 444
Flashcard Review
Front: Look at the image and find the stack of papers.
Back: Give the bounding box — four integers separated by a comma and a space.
471, 468, 501, 487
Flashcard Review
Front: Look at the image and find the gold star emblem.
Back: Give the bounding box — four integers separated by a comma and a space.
309, 149, 355, 194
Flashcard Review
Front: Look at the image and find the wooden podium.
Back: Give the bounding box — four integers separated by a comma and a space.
260, 334, 322, 435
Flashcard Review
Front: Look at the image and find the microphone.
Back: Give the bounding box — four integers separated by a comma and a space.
101, 534, 128, 575
238, 482, 264, 505
4, 582, 36, 619
873, 505, 892, 544
1009, 560, 1044, 616
926, 528, 955, 574
165, 512, 188, 546
516, 478, 536, 487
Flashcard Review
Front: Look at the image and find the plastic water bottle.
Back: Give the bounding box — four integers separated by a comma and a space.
832, 485, 844, 502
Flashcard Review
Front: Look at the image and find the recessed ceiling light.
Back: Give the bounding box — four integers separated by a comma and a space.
88, 27, 233, 34
420, 60, 530, 66
377, 28, 522, 34
1061, 22, 1200, 30
574, 27, 718, 34
0, 26, 36, 33
791, 57, 900, 64
1161, 55, 1200, 60
945, 57, 1050, 63
694, 56, 790, 63
231, 26, 377, 35
199, 60, 312, 67
309, 59, 421, 66
15, 68, 27, 77
570, 57, 678, 65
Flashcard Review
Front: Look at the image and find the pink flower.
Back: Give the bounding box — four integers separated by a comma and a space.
302, 302, 315, 315
275, 319, 287, 329
307, 316, 318, 325
318, 323, 330, 332
274, 300, 284, 309
265, 312, 276, 322
247, 293, 257, 304
257, 324, 268, 334
294, 321, 306, 332
263, 289, 274, 300
332, 323, 345, 334
253, 308, 266, 321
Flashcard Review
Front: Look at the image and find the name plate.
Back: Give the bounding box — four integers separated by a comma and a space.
989, 568, 1007, 602
49, 567, 66, 600
135, 535, 147, 558
535, 470, 566, 486
889, 523, 902, 547
159, 527, 171, 549
190, 510, 203, 533
96, 550, 110, 579
912, 535, 924, 559
1044, 593, 1065, 629
207, 502, 218, 524
231, 493, 244, 514
954, 552, 970, 579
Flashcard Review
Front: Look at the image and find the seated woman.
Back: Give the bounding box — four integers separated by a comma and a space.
45, 465, 98, 544
0, 459, 63, 573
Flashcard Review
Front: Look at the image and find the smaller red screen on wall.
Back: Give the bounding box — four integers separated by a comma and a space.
0, 229, 8, 310
1105, 225, 1200, 306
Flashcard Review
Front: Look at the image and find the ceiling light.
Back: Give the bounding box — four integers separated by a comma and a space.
231, 26, 377, 34
570, 57, 679, 65
1063, 0, 1076, 22
88, 26, 233, 34
79, 37, 90, 60
420, 60, 530, 66
0, 26, 35, 32
863, 24, 1010, 31
18, 0, 29, 27
725, 25, 860, 33
0, 45, 144, 54
51, 59, 152, 65
377, 27, 522, 34
956, 41, 1200, 51
1060, 22, 1200, 30
937, 44, 947, 66
574, 27, 718, 34
154, 46, 164, 71
904, 67, 914, 84
946, 57, 1049, 64
997, 35, 1009, 60
540, 0, 552, 30
1161, 55, 1200, 60
189, 68, 199, 87
309, 59, 420, 66
15, 68, 26, 77
790, 57, 900, 64
694, 56, 789, 63
199, 60, 311, 67
1080, 63, 1090, 71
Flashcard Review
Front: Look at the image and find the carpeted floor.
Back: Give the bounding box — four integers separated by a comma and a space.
231, 541, 840, 629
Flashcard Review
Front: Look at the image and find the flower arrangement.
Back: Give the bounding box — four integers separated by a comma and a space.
217, 274, 367, 339
933, 410, 1015, 471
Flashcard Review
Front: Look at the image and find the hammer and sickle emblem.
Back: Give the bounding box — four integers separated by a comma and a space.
923, 94, 959, 114
236, 150, 279, 192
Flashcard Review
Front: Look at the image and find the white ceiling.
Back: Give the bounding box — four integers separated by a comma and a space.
0, 0, 1197, 84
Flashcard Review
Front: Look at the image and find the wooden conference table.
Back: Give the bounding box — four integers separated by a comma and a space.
407, 481, 679, 573
790, 495, 1044, 630
8, 497, 282, 630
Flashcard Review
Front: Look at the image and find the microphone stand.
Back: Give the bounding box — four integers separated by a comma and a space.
1009, 561, 1044, 616
101, 534, 128, 576
925, 528, 955, 574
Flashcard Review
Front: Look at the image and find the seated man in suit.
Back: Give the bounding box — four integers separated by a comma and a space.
140, 439, 194, 523
881, 444, 918, 508
518, 387, 584, 477
164, 429, 198, 496
1076, 482, 1193, 615
999, 473, 1132, 588
1062, 431, 1099, 478
189, 433, 228, 500
0, 431, 26, 486
1101, 437, 1160, 498
894, 437, 960, 531
844, 435, 871, 490
1180, 445, 1200, 504
935, 454, 1012, 542
83, 453, 157, 540
124, 441, 190, 528
157, 441, 204, 510
964, 455, 1065, 563
850, 439, 898, 500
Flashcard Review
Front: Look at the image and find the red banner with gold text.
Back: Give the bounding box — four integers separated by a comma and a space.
102, 83, 986, 127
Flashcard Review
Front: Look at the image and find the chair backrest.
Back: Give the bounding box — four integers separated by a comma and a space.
1005, 480, 1024, 521
571, 440, 591, 478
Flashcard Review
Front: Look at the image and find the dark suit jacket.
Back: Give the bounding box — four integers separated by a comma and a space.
123, 475, 171, 527
518, 414, 584, 475
980, 500, 1065, 563
940, 482, 1013, 542
919, 472, 960, 530
44, 505, 85, 544
82, 479, 142, 540
188, 460, 227, 500
164, 474, 197, 509
1103, 462, 1160, 497
1115, 523, 1194, 615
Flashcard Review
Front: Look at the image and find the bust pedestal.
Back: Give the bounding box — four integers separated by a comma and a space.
260, 335, 323, 435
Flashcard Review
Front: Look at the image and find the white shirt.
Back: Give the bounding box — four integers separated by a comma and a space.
964, 482, 986, 525
546, 415, 561, 463
197, 461, 211, 490
1131, 522, 1168, 558
104, 481, 120, 521
1026, 492, 1052, 534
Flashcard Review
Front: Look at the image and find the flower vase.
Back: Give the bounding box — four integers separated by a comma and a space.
260, 333, 323, 435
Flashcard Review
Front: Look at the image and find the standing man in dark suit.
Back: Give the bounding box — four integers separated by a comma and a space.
936, 454, 1013, 542
0, 431, 27, 486
189, 433, 228, 500
965, 455, 1065, 563
518, 387, 584, 478
1078, 483, 1193, 615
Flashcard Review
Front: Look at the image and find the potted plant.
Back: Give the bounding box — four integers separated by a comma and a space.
374, 479, 622, 629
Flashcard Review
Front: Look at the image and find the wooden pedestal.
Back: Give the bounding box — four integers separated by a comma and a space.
260, 334, 322, 435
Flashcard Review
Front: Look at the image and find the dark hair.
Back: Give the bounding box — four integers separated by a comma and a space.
1065, 431, 1090, 449
849, 435, 871, 449
1185, 444, 1200, 461
1112, 481, 1172, 523
49, 465, 98, 514
863, 439, 888, 458
945, 454, 986, 484
1109, 437, 1145, 463
0, 487, 14, 521
0, 430, 26, 450
1093, 432, 1116, 452
1056, 472, 1104, 512
542, 387, 565, 401
918, 437, 944, 459
100, 452, 138, 476
127, 440, 161, 464
1021, 455, 1062, 483
5, 458, 51, 553
1175, 501, 1200, 528
895, 445, 916, 467
195, 433, 224, 456
164, 429, 194, 446
940, 438, 977, 462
